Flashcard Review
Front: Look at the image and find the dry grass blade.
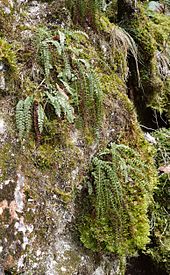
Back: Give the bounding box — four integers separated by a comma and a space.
111, 26, 141, 86
156, 50, 170, 80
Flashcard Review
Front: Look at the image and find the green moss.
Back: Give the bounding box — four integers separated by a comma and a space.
148, 12, 170, 48
147, 128, 170, 273
95, 14, 113, 32
124, 7, 170, 119
0, 38, 17, 73
0, 38, 18, 95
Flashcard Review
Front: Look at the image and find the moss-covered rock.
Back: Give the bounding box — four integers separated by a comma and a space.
0, 1, 168, 274
147, 128, 170, 273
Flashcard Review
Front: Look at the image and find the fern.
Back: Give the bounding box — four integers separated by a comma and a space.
45, 30, 65, 55
58, 30, 66, 49
34, 26, 104, 138
47, 39, 62, 55
60, 79, 75, 97
79, 142, 154, 255
45, 91, 61, 117
56, 92, 74, 123
16, 88, 74, 140
67, 30, 89, 40
42, 41, 52, 80
92, 154, 123, 219
88, 69, 103, 125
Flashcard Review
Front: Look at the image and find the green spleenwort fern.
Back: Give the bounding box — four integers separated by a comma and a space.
16, 96, 33, 139
79, 143, 154, 255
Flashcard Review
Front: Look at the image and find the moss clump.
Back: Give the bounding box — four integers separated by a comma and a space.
0, 38, 17, 73
147, 128, 170, 273
78, 142, 157, 256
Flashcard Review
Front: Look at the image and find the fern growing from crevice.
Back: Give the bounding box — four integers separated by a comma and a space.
78, 142, 156, 255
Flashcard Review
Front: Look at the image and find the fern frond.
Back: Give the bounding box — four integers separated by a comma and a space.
16, 96, 34, 139
77, 58, 91, 69
46, 39, 62, 55
16, 99, 25, 139
63, 51, 72, 80
36, 28, 53, 80
58, 30, 66, 49
45, 88, 74, 123
45, 91, 61, 118
60, 80, 75, 97
38, 103, 45, 134
24, 96, 33, 134
41, 41, 52, 79
66, 30, 89, 40
56, 91, 75, 123
75, 58, 103, 130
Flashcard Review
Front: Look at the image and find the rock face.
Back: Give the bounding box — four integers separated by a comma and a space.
0, 0, 169, 274
0, 95, 128, 274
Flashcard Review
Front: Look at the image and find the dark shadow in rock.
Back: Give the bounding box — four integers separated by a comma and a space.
125, 254, 168, 275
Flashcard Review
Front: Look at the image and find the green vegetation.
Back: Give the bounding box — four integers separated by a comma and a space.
0, 1, 169, 273
65, 0, 105, 26
0, 38, 16, 73
124, 6, 170, 120
16, 27, 104, 140
78, 142, 157, 256
147, 128, 170, 273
